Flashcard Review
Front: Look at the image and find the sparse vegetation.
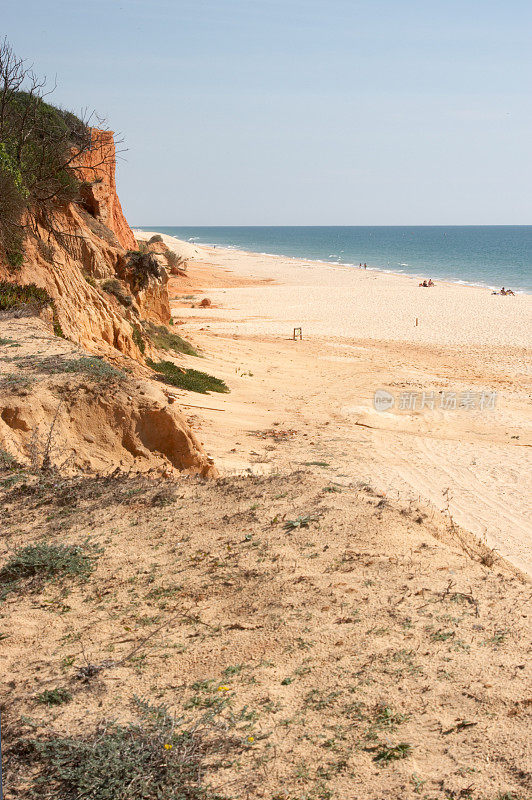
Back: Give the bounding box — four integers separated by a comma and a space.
30, 355, 124, 381
131, 323, 145, 353
283, 514, 319, 530
20, 698, 238, 799
148, 234, 163, 243
373, 742, 412, 764
146, 323, 199, 356
0, 281, 52, 310
166, 250, 187, 272
0, 541, 97, 596
36, 687, 72, 706
101, 278, 133, 307
146, 358, 229, 394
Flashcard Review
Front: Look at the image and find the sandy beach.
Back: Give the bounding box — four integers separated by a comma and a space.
137, 231, 532, 576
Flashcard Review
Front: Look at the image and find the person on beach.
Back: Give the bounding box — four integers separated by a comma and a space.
428, 279, 435, 286
364, 263, 367, 269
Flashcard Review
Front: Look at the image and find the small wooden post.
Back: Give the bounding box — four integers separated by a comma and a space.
293, 327, 302, 340
415, 318, 418, 327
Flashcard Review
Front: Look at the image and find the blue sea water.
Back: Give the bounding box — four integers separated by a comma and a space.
138, 226, 532, 294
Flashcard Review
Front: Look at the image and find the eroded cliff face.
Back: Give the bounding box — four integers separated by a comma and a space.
0, 314, 215, 477
0, 131, 214, 477
0, 129, 169, 359
76, 129, 137, 251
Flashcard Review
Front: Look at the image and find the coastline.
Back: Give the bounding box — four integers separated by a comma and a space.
134, 225, 532, 295
135, 229, 532, 575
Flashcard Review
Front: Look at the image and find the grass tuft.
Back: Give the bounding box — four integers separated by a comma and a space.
146, 323, 199, 357
36, 687, 72, 706
146, 359, 228, 395
373, 742, 412, 764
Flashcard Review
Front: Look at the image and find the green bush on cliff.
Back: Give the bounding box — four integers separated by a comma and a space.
126, 251, 161, 292
102, 278, 134, 307
0, 281, 52, 310
0, 40, 109, 267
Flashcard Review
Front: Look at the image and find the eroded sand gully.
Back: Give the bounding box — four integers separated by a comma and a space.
140, 233, 532, 575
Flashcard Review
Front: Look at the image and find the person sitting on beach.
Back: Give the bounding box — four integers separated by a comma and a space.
419, 280, 428, 287
428, 279, 435, 286
506, 288, 515, 295
500, 287, 506, 295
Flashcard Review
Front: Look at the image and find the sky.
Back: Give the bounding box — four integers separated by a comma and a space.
2, 0, 531, 225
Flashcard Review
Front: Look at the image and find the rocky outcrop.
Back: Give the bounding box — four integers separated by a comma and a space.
76, 129, 137, 251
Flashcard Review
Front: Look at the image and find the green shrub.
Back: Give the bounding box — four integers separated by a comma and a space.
0, 281, 52, 310
82, 272, 97, 288
131, 324, 145, 354
146, 323, 198, 356
22, 698, 236, 799
0, 448, 19, 470
146, 359, 229, 395
36, 687, 72, 706
125, 251, 161, 292
166, 250, 187, 272
148, 234, 163, 243
52, 314, 66, 339
101, 278, 133, 307
0, 541, 97, 596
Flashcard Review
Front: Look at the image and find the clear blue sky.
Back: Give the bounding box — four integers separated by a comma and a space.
3, 0, 531, 225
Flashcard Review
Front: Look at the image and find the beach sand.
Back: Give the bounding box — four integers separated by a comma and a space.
137, 231, 532, 576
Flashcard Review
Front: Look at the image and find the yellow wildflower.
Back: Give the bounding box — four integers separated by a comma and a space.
164, 744, 173, 750
217, 685, 230, 692
247, 736, 254, 743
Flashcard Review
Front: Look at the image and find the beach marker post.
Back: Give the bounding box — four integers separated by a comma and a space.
293, 327, 302, 340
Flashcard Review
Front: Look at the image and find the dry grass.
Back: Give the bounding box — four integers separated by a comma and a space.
0, 468, 530, 799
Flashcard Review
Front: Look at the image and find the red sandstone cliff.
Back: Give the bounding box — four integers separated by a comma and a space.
0, 130, 214, 476
76, 129, 137, 251
0, 129, 170, 359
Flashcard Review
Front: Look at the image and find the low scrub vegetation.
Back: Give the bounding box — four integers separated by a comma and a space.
125, 250, 161, 292
101, 278, 133, 308
18, 698, 237, 800
31, 355, 124, 381
0, 541, 98, 597
166, 250, 187, 272
146, 323, 199, 356
36, 687, 72, 706
0, 281, 52, 311
131, 323, 145, 353
146, 358, 229, 394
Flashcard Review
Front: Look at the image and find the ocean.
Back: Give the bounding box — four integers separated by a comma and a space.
138, 226, 532, 294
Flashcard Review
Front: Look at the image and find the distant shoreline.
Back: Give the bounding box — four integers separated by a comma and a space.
134, 225, 532, 295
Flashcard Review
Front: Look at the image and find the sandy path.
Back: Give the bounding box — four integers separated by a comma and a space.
153, 235, 532, 575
